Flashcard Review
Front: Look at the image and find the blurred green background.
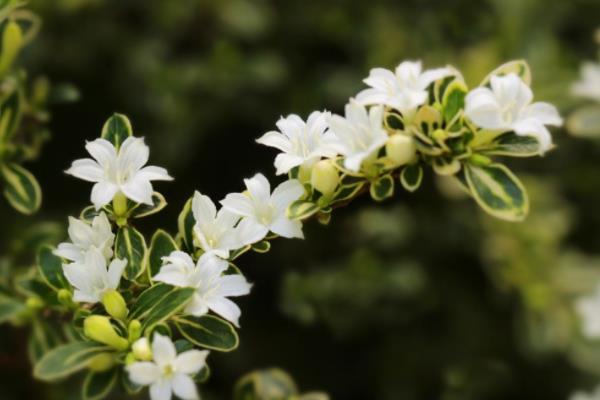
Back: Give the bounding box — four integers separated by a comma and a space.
2, 0, 600, 398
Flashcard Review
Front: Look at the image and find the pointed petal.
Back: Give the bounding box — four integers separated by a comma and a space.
270, 216, 304, 239
152, 333, 176, 367
91, 182, 118, 210
206, 296, 242, 327
216, 274, 252, 297
174, 350, 209, 375
244, 174, 271, 204
54, 243, 83, 262
85, 139, 117, 167
107, 258, 127, 289
150, 381, 173, 400
271, 179, 304, 213
66, 159, 104, 182
122, 174, 154, 205
118, 136, 149, 172
126, 362, 161, 385
138, 166, 173, 181
192, 192, 217, 226
521, 102, 563, 126
256, 131, 292, 152
171, 373, 199, 400
220, 193, 255, 217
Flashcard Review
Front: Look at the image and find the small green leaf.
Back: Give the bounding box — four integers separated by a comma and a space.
465, 163, 529, 222
480, 132, 541, 157
480, 60, 531, 86
174, 314, 239, 352
115, 226, 147, 280
331, 182, 365, 204
0, 294, 25, 323
251, 240, 270, 253
34, 341, 109, 382
1, 163, 41, 215
148, 229, 178, 278
28, 318, 62, 365
442, 80, 467, 123
80, 206, 101, 223
177, 197, 195, 252
0, 81, 22, 143
38, 245, 68, 291
287, 200, 319, 221
0, 20, 23, 77
432, 158, 461, 176
400, 164, 423, 192
130, 192, 167, 219
100, 113, 132, 149
369, 174, 394, 201
83, 368, 118, 400
234, 368, 299, 400
130, 284, 194, 331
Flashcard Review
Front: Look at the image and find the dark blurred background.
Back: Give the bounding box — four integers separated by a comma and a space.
2, 0, 600, 398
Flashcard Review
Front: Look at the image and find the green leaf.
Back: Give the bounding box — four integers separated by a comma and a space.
400, 164, 423, 192
0, 20, 23, 77
442, 80, 467, 123
0, 81, 23, 143
287, 200, 319, 221
28, 318, 62, 365
177, 197, 195, 252
174, 314, 239, 352
80, 205, 101, 223
130, 192, 167, 219
100, 113, 132, 149
369, 174, 394, 201
479, 132, 541, 157
83, 368, 118, 400
38, 245, 68, 291
0, 294, 25, 323
33, 341, 109, 382
130, 284, 194, 331
1, 162, 41, 215
148, 229, 178, 278
432, 157, 461, 176
331, 182, 365, 204
115, 226, 147, 280
480, 60, 531, 86
465, 163, 529, 222
234, 368, 299, 400
567, 105, 600, 138
251, 240, 270, 253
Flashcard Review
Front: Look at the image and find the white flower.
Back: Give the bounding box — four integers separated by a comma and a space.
62, 247, 127, 303
465, 73, 562, 153
191, 191, 265, 259
66, 136, 173, 210
153, 251, 252, 327
356, 60, 453, 115
570, 385, 600, 400
575, 284, 600, 339
127, 333, 208, 400
220, 174, 305, 239
571, 62, 600, 102
326, 101, 388, 172
54, 212, 114, 263
256, 111, 340, 175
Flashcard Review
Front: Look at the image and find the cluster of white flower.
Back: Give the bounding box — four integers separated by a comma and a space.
51, 60, 564, 400
571, 61, 600, 102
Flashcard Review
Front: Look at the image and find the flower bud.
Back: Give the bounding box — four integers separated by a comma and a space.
57, 289, 73, 307
131, 337, 153, 361
25, 297, 43, 310
87, 352, 116, 372
102, 289, 128, 321
386, 135, 416, 167
84, 315, 129, 351
128, 319, 142, 342
310, 160, 339, 197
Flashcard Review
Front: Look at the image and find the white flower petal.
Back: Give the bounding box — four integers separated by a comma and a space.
216, 274, 252, 297
192, 192, 217, 226
122, 174, 154, 205
138, 166, 173, 181
269, 216, 304, 239
220, 193, 255, 217
152, 333, 176, 367
244, 174, 271, 204
185, 294, 210, 316
271, 179, 304, 213
256, 131, 292, 152
72, 289, 98, 303
107, 258, 127, 289
206, 296, 242, 327
119, 137, 149, 172
91, 182, 119, 210
233, 218, 269, 246
513, 119, 552, 153
521, 102, 562, 126
126, 362, 161, 386
150, 381, 173, 400
66, 159, 104, 182
54, 243, 83, 262
85, 139, 117, 167
173, 350, 209, 375
171, 373, 199, 400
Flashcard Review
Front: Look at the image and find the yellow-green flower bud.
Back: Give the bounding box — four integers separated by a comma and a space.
131, 337, 153, 361
25, 297, 43, 310
310, 160, 339, 197
125, 352, 136, 366
57, 289, 73, 306
128, 319, 142, 342
102, 289, 128, 321
87, 352, 116, 372
84, 315, 129, 351
386, 135, 416, 167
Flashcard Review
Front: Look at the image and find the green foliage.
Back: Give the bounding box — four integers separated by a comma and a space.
115, 226, 147, 281
82, 368, 118, 400
147, 229, 178, 278
234, 368, 329, 400
37, 245, 68, 291
33, 341, 109, 382
0, 162, 41, 214
174, 314, 239, 352
100, 113, 132, 149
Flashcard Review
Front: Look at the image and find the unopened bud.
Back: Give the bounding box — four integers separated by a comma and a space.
131, 337, 153, 361
57, 289, 73, 306
25, 297, 43, 310
386, 135, 416, 167
310, 160, 339, 197
102, 289, 128, 321
84, 315, 129, 351
87, 352, 116, 372
128, 320, 142, 342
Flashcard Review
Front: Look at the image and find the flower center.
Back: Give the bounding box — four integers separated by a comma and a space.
163, 364, 175, 378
